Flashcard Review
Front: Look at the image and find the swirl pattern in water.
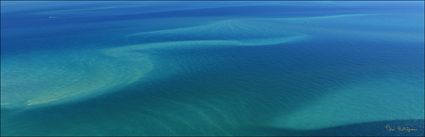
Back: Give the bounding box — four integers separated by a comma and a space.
1, 1, 424, 136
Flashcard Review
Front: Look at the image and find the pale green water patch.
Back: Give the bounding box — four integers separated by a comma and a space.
269, 74, 424, 130
129, 19, 305, 41
1, 49, 153, 109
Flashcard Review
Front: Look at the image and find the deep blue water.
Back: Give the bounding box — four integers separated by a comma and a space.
1, 1, 424, 136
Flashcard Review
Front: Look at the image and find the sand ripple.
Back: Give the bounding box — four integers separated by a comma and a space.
1, 50, 152, 108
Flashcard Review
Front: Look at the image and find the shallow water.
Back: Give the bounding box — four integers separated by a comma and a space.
1, 1, 424, 136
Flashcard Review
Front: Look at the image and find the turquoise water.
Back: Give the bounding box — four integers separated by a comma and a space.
1, 1, 424, 136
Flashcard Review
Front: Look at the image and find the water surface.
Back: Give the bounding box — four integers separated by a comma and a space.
1, 1, 424, 136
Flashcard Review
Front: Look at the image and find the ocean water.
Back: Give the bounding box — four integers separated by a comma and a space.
1, 1, 424, 136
